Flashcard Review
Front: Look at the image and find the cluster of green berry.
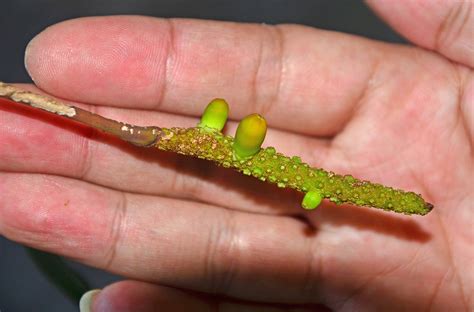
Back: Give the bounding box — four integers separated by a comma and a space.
155, 99, 433, 215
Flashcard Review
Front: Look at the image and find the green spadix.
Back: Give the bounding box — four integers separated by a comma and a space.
198, 98, 229, 131
233, 113, 267, 160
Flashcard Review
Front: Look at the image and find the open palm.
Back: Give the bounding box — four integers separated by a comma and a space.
0, 2, 472, 311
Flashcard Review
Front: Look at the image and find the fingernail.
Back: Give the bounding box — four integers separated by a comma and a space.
79, 289, 101, 312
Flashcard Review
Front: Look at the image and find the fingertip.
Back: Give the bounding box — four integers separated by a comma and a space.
24, 22, 59, 85
79, 289, 101, 312
23, 20, 73, 89
23, 21, 70, 91
24, 33, 37, 83
92, 281, 159, 312
21, 16, 169, 107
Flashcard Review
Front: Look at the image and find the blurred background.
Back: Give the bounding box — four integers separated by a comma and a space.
0, 1, 404, 311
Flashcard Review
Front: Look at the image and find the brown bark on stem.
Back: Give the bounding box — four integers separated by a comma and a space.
0, 82, 161, 146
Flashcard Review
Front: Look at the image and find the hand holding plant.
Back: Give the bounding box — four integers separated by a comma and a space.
0, 1, 472, 310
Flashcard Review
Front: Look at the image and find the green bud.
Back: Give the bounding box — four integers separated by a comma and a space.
233, 113, 267, 159
198, 98, 229, 131
302, 190, 323, 210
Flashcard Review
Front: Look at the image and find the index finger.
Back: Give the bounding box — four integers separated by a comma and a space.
25, 15, 382, 136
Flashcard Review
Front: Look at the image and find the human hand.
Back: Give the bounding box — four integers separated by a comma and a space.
0, 1, 472, 311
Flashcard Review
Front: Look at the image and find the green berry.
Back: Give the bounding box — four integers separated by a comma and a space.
302, 190, 323, 210
233, 113, 267, 160
198, 98, 229, 131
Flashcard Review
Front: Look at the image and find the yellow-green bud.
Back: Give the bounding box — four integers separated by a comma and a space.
233, 113, 267, 159
198, 98, 229, 131
302, 190, 322, 210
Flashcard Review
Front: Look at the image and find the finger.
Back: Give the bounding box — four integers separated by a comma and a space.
0, 172, 440, 309
0, 86, 332, 214
85, 280, 325, 312
367, 0, 474, 67
25, 16, 384, 136
0, 172, 320, 304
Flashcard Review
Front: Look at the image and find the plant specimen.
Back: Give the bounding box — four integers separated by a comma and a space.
0, 82, 433, 215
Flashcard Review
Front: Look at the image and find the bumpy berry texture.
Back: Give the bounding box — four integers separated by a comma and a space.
155, 127, 433, 215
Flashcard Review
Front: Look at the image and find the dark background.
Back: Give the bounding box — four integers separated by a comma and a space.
0, 1, 404, 311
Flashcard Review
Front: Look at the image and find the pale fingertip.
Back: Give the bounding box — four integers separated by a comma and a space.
24, 34, 40, 84
79, 289, 102, 312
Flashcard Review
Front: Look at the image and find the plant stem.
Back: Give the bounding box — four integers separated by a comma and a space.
0, 82, 160, 146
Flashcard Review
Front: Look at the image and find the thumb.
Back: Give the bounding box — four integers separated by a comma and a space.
79, 280, 325, 312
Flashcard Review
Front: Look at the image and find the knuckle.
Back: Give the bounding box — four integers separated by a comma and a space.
204, 211, 240, 294
102, 192, 127, 270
